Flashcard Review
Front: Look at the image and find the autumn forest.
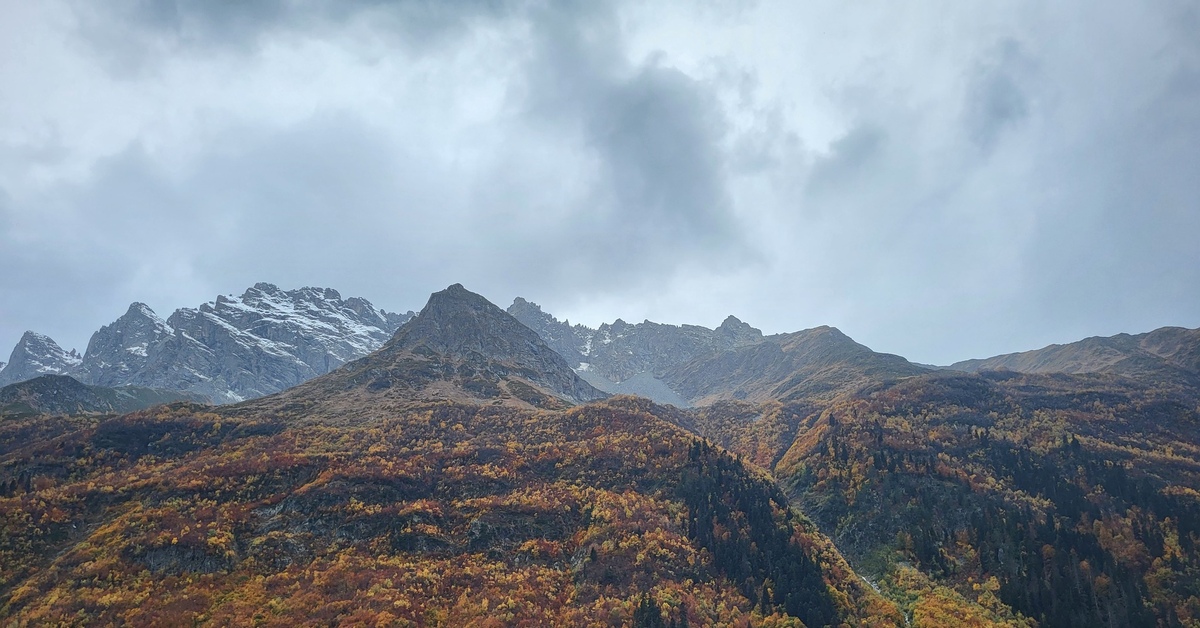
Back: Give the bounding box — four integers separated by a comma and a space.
2, 285, 1199, 627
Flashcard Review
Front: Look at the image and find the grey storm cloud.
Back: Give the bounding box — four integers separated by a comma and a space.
503, 3, 753, 286
963, 40, 1031, 152
74, 0, 525, 61
1, 0, 1198, 365
1, 0, 753, 350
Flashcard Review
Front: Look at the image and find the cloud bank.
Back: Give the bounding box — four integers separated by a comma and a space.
1, 0, 1197, 364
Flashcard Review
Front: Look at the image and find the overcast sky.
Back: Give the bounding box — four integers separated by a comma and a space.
2, 0, 1198, 365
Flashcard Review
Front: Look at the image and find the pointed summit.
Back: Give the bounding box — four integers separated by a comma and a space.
509, 296, 540, 311
251, 284, 607, 418
79, 302, 173, 387
380, 284, 606, 405
392, 285, 547, 359
0, 331, 82, 387
507, 296, 589, 370
714, 315, 763, 349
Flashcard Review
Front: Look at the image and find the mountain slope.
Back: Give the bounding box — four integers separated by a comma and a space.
0, 395, 900, 625
383, 284, 606, 406
663, 326, 928, 405
76, 303, 175, 386
508, 298, 764, 394
0, 286, 898, 626
511, 300, 927, 408
0, 375, 204, 418
0, 332, 82, 387
691, 369, 1200, 626
241, 284, 607, 422
950, 326, 1200, 392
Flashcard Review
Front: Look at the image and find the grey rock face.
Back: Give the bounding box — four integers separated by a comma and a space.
390, 285, 606, 404
507, 298, 764, 405
505, 297, 591, 367
0, 284, 414, 403
576, 370, 691, 408
510, 299, 929, 406
78, 303, 173, 387
714, 315, 764, 349
118, 283, 414, 403
0, 332, 82, 387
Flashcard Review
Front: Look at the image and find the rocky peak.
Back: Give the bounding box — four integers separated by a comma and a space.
78, 303, 174, 387
139, 283, 415, 402
393, 285, 546, 360
507, 296, 543, 316
714, 315, 764, 349
0, 331, 82, 387
250, 282, 281, 295
0, 283, 416, 404
509, 301, 769, 403
507, 297, 588, 369
128, 302, 158, 318
385, 284, 606, 404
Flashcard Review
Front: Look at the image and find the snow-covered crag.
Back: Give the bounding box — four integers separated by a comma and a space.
0, 332, 83, 387
0, 283, 414, 403
506, 297, 763, 406
77, 303, 174, 388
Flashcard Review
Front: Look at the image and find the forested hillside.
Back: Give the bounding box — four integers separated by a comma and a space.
694, 370, 1200, 625
0, 397, 896, 625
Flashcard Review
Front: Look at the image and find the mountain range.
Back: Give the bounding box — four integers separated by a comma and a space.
950, 326, 1200, 390
8, 283, 1199, 412
3, 282, 1199, 625
507, 297, 927, 407
0, 283, 413, 403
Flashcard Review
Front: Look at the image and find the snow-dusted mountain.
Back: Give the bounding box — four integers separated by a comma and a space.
77, 303, 174, 387
506, 297, 764, 406
507, 298, 930, 407
0, 332, 83, 387
0, 283, 414, 403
